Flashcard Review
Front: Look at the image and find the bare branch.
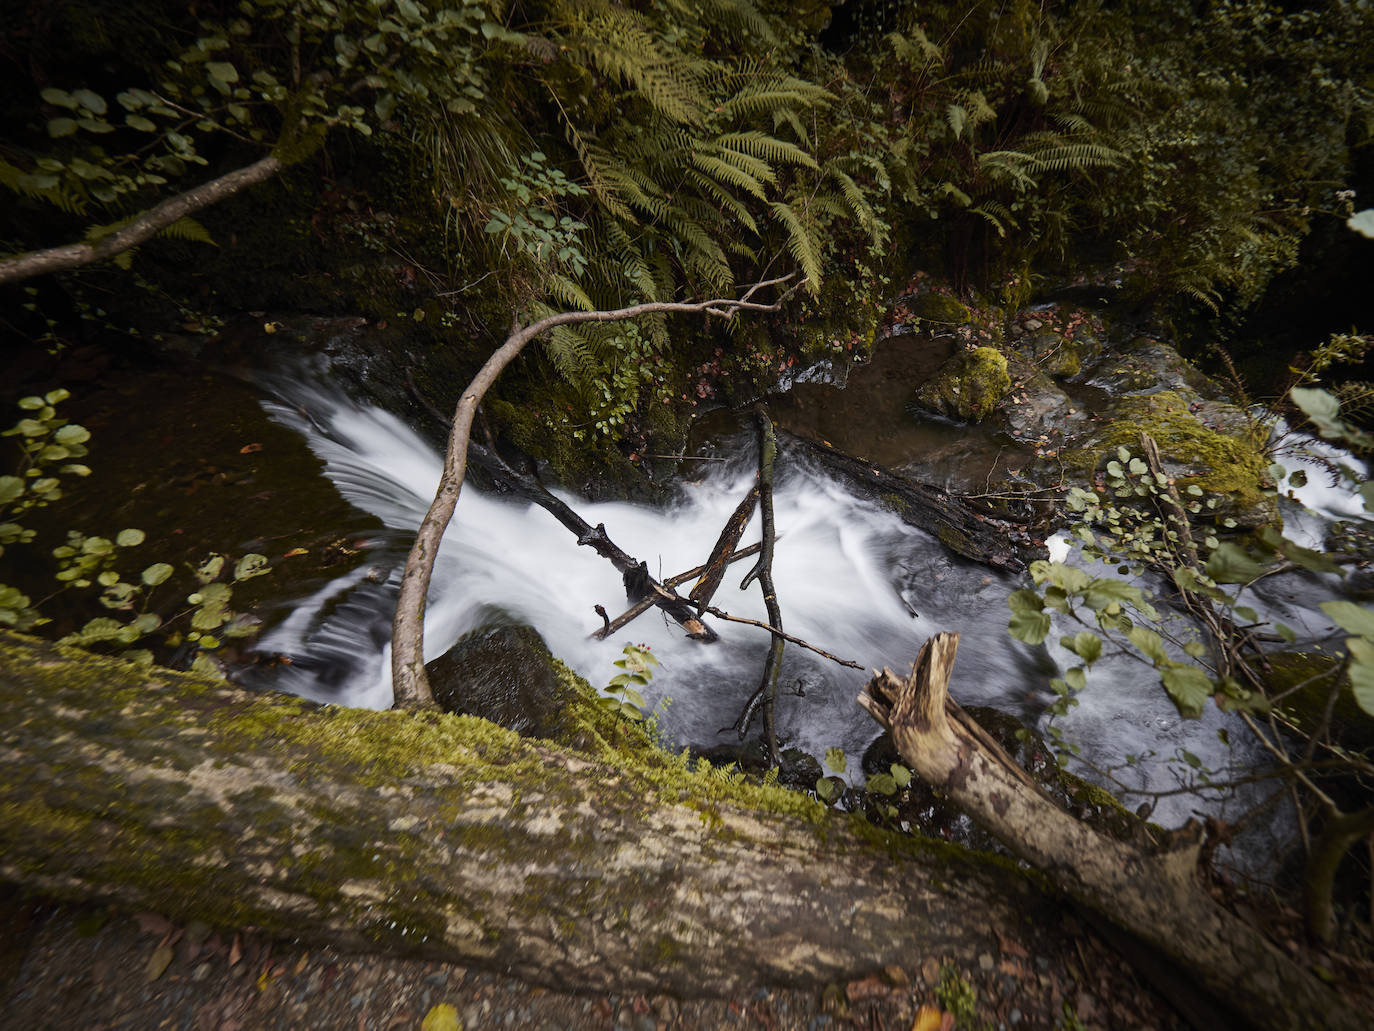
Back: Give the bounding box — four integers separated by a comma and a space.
0, 155, 283, 285
390, 275, 798, 708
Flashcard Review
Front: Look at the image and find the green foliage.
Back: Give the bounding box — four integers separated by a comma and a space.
602, 642, 658, 721
935, 963, 985, 1030
0, 392, 270, 675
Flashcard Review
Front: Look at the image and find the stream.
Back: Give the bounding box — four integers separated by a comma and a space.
247, 360, 1366, 861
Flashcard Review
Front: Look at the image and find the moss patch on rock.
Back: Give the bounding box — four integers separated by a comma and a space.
1064, 390, 1274, 525
911, 346, 1011, 423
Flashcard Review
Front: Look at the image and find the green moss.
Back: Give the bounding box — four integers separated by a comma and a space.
908, 293, 972, 325
1064, 390, 1272, 519
913, 346, 1011, 423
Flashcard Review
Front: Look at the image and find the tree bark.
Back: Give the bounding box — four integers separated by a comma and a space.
0, 630, 1043, 994
391, 277, 796, 710
0, 155, 283, 285
859, 633, 1367, 1031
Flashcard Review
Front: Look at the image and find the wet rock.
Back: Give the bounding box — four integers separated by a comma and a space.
996, 362, 1086, 443
425, 624, 577, 739
1082, 336, 1218, 399
911, 346, 1011, 423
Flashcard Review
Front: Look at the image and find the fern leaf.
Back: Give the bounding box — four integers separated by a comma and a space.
947, 104, 968, 141
544, 272, 596, 312
683, 169, 759, 232
157, 216, 217, 246
715, 129, 818, 170
689, 151, 768, 199
768, 199, 822, 296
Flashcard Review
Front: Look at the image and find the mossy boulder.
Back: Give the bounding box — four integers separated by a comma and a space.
1266, 651, 1374, 754
906, 291, 973, 326
1064, 389, 1276, 526
911, 346, 1011, 423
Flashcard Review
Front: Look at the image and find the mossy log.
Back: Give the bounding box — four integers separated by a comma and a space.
860, 634, 1368, 1031
1, 630, 1049, 995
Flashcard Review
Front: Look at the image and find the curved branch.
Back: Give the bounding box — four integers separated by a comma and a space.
0, 154, 283, 285
390, 276, 799, 709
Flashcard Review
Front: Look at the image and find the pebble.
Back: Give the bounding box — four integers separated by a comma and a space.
1024, 319, 1044, 331
979, 952, 995, 971
191, 962, 212, 982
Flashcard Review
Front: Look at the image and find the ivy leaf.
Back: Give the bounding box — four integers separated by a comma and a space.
48, 118, 79, 138
142, 562, 174, 586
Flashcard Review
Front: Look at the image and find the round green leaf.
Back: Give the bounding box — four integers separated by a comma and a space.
116, 528, 146, 547
142, 562, 174, 586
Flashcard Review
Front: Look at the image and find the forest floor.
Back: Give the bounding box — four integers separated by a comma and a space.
0, 890, 1186, 1031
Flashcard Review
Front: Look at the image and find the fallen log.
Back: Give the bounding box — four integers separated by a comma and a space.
859, 633, 1367, 1031
1, 630, 1046, 994
782, 433, 1033, 571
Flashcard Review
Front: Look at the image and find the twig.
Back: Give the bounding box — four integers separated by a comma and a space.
590, 543, 763, 640
700, 605, 863, 670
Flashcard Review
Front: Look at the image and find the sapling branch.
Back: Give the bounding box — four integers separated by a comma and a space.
391, 276, 798, 709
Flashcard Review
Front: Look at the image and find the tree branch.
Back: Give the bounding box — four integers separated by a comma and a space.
391, 276, 798, 709
0, 154, 283, 285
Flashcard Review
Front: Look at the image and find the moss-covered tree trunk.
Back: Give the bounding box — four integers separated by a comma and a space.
1, 630, 1045, 994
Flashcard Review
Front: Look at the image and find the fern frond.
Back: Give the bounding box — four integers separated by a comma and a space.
715, 129, 818, 170
1021, 140, 1123, 172
157, 216, 216, 246
689, 151, 768, 199
768, 199, 821, 296
886, 28, 943, 72
544, 272, 596, 312
772, 106, 809, 146
947, 104, 968, 140
970, 200, 1015, 237
569, 9, 708, 125
0, 158, 86, 213
543, 322, 598, 384
828, 167, 879, 241
683, 169, 759, 232
711, 74, 831, 120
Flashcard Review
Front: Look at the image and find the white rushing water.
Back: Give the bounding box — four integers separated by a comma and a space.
254, 378, 1367, 837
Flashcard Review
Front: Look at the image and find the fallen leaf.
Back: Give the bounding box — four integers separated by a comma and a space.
228, 933, 242, 967
134, 912, 173, 937
145, 944, 174, 981
239, 443, 263, 454
910, 1005, 943, 1031
283, 548, 309, 558
846, 974, 888, 1001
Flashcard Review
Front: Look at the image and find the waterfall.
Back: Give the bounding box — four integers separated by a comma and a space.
254, 376, 1365, 842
